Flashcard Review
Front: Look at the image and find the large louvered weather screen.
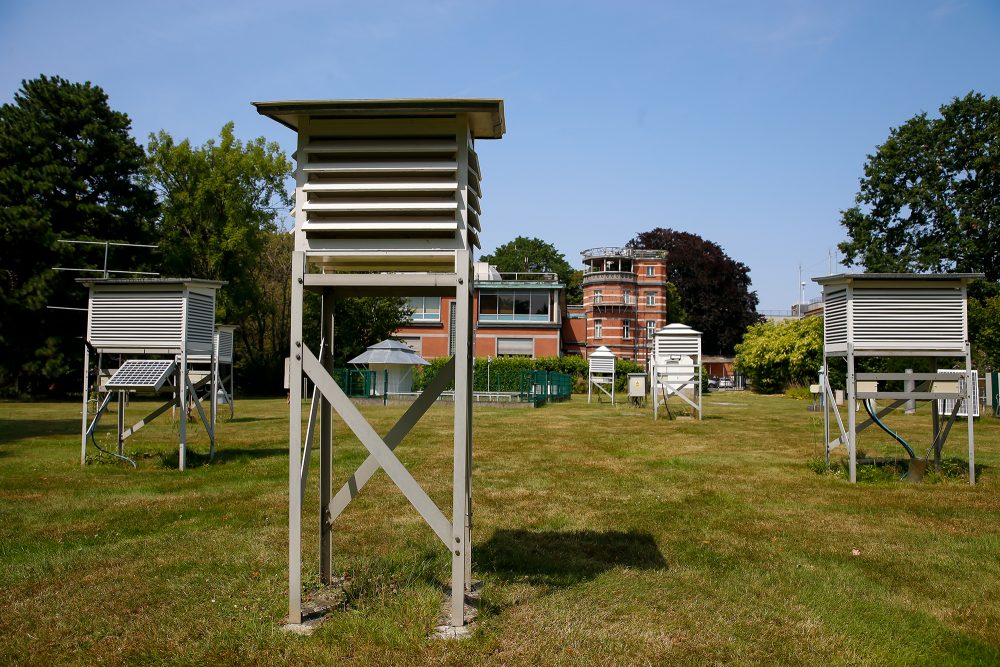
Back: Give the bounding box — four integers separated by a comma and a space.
89, 291, 184, 350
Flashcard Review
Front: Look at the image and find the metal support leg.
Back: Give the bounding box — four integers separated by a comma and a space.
932, 400, 942, 472
117, 391, 125, 455
823, 360, 830, 467
320, 289, 334, 584
966, 346, 976, 485
210, 341, 218, 460
81, 344, 90, 466
451, 251, 471, 626
464, 281, 474, 585
178, 355, 188, 471
847, 348, 856, 484
288, 251, 305, 625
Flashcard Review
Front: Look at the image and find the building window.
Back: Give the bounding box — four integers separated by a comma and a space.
623, 320, 631, 339
594, 289, 603, 304
646, 291, 655, 306
594, 319, 603, 339
646, 320, 656, 340
646, 265, 655, 277
496, 338, 533, 357
407, 296, 441, 321
479, 290, 550, 321
624, 289, 633, 305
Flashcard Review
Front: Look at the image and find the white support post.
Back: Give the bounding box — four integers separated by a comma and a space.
451, 248, 471, 627
847, 346, 856, 484
210, 335, 218, 460
81, 343, 90, 466
320, 290, 334, 584
178, 354, 188, 472
288, 250, 305, 625
117, 391, 125, 455
966, 343, 975, 485
823, 360, 831, 467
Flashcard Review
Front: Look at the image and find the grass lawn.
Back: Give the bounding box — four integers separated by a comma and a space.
1, 392, 998, 665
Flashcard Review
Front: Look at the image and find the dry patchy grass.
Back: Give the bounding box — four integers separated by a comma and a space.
0, 392, 998, 665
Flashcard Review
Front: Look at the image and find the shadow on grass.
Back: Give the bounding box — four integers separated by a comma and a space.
476, 528, 667, 588
0, 418, 81, 444
157, 446, 287, 469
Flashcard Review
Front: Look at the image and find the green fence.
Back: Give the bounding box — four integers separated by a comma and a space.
518, 370, 572, 406
332, 368, 375, 397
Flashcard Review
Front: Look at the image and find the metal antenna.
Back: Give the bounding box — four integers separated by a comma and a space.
48, 239, 160, 312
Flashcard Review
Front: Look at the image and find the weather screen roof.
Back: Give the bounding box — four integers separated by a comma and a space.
348, 339, 430, 366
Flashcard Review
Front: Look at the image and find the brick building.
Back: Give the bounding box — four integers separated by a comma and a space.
396, 248, 669, 364
574, 247, 669, 364
396, 263, 563, 359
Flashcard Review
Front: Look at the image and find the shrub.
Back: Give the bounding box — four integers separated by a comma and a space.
734, 317, 823, 394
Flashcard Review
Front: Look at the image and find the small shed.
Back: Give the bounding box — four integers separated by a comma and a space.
651, 323, 703, 420
588, 345, 616, 403
348, 339, 430, 395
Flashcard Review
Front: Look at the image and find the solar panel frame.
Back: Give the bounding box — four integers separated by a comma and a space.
105, 359, 177, 391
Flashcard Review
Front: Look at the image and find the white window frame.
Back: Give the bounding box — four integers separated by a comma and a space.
623, 320, 631, 339
646, 291, 655, 306
594, 318, 603, 339
407, 296, 441, 322
645, 265, 655, 277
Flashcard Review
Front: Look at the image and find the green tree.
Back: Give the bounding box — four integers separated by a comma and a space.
145, 123, 294, 392
480, 236, 582, 304
970, 295, 1000, 371
629, 228, 762, 355
734, 316, 823, 394
838, 92, 1000, 282
0, 75, 157, 395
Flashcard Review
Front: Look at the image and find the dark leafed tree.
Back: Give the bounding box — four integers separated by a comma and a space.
480, 236, 582, 304
629, 228, 762, 355
838, 92, 1000, 282
0, 75, 157, 395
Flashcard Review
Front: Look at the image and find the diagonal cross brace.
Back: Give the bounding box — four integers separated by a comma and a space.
303, 347, 453, 549
327, 356, 456, 526
186, 376, 216, 456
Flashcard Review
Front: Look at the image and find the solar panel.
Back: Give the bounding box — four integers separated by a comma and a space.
105, 359, 176, 391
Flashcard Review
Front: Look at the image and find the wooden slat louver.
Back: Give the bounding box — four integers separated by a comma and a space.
215, 328, 234, 364
823, 288, 847, 349
186, 291, 216, 354
853, 288, 964, 350
89, 291, 184, 349
301, 134, 462, 239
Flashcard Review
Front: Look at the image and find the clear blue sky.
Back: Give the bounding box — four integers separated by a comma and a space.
3, 0, 998, 310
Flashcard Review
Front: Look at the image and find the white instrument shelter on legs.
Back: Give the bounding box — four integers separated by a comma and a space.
650, 323, 702, 420
588, 345, 616, 404
256, 98, 505, 628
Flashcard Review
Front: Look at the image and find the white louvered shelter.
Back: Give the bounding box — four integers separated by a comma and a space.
650, 323, 702, 420
85, 278, 222, 355
588, 345, 616, 404
213, 325, 237, 418
813, 273, 982, 484
79, 278, 224, 471
256, 99, 505, 629
215, 325, 236, 364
